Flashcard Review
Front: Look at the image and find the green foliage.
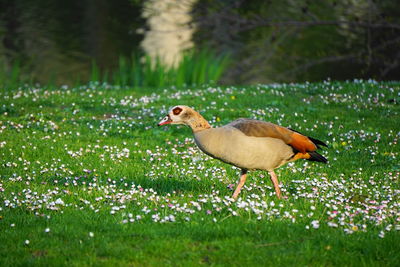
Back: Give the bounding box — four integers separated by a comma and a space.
0, 48, 230, 89
194, 0, 400, 83
90, 60, 101, 83
90, 48, 230, 88
0, 60, 32, 89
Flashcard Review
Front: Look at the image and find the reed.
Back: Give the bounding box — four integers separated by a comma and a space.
94, 48, 230, 88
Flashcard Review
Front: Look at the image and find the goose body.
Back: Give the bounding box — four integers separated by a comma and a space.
194, 125, 293, 171
158, 105, 327, 199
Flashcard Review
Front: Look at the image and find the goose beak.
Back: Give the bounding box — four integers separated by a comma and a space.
158, 115, 172, 126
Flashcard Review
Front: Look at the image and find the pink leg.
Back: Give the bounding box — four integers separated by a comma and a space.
232, 169, 248, 199
269, 170, 282, 199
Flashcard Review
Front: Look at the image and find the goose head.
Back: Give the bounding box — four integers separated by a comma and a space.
157, 105, 193, 126
158, 105, 211, 132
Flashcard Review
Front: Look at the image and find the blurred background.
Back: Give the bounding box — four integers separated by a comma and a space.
0, 0, 399, 87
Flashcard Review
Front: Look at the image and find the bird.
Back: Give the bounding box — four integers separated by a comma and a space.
158, 105, 327, 199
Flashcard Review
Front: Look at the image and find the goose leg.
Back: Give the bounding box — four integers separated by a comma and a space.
232, 169, 248, 199
268, 170, 281, 199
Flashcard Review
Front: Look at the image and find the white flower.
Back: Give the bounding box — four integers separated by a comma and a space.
311, 220, 320, 229
169, 215, 176, 222
25, 240, 30, 245
327, 222, 338, 228
344, 229, 354, 235
55, 198, 64, 205
192, 156, 202, 163
237, 201, 247, 208
45, 228, 50, 233
378, 231, 385, 238
89, 232, 94, 238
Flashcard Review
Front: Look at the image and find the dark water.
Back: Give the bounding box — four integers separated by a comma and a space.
0, 0, 144, 84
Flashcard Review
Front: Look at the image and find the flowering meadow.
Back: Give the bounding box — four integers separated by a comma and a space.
0, 81, 399, 265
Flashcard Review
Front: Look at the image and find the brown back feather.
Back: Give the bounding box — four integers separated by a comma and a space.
227, 118, 317, 153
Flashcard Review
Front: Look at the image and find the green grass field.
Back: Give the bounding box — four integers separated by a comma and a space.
1, 81, 399, 266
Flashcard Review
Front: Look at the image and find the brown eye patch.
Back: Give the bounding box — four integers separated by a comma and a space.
172, 107, 183, 115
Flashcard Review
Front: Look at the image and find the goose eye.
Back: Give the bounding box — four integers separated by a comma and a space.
173, 107, 183, 115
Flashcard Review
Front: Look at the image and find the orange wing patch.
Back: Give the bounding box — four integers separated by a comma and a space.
288, 132, 317, 153
291, 152, 311, 161
274, 125, 316, 153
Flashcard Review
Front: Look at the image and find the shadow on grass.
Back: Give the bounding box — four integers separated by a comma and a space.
129, 176, 223, 196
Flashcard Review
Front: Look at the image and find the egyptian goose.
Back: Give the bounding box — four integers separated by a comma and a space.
158, 105, 327, 199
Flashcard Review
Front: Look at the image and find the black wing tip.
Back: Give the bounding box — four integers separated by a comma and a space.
308, 151, 328, 163
287, 128, 328, 148
309, 137, 328, 148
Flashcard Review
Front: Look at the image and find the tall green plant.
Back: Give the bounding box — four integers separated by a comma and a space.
90, 60, 100, 82
0, 59, 33, 89
90, 48, 230, 88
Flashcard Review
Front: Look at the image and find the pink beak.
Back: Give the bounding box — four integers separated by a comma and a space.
158, 115, 172, 126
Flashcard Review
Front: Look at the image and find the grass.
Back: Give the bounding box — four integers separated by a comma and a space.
0, 80, 399, 266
